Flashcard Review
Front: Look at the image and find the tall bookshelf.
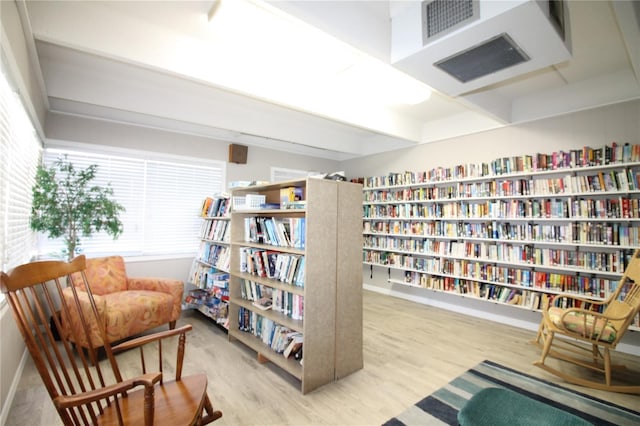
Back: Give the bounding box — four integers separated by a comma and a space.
228, 178, 363, 394
362, 143, 640, 331
184, 195, 231, 329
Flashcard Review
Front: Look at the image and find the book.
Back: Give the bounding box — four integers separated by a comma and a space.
280, 186, 304, 206
252, 296, 273, 311
283, 334, 303, 358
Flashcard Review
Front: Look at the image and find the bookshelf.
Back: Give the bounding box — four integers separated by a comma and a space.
228, 178, 363, 394
362, 143, 640, 331
184, 195, 231, 329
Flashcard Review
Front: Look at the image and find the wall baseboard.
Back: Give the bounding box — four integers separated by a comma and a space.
0, 348, 28, 425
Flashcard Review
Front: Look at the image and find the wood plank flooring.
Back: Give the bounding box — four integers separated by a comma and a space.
6, 290, 640, 425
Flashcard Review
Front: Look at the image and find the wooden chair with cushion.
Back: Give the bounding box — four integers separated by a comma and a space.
533, 248, 640, 394
1, 255, 222, 425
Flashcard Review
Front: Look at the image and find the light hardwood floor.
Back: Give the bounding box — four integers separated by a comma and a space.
6, 290, 640, 425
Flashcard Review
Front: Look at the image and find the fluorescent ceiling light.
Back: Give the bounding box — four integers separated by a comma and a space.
203, 0, 432, 110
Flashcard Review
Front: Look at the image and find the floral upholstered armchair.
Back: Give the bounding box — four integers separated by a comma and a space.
62, 255, 184, 348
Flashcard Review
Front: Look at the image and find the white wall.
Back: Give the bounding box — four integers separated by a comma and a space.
341, 99, 640, 355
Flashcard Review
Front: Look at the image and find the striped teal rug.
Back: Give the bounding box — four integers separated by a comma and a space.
383, 360, 640, 426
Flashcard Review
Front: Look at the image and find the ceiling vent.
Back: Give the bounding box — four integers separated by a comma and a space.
391, 0, 571, 96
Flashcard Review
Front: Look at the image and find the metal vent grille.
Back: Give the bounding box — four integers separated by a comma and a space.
422, 0, 478, 44
434, 33, 530, 83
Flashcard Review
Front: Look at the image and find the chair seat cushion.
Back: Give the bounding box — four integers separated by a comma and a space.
103, 290, 174, 343
548, 307, 617, 343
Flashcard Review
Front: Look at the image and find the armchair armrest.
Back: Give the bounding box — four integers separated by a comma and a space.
127, 278, 184, 321
61, 287, 107, 347
127, 277, 183, 296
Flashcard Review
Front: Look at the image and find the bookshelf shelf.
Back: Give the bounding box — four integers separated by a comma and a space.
231, 297, 304, 331
184, 195, 231, 329
362, 143, 640, 330
231, 331, 304, 379
228, 178, 363, 394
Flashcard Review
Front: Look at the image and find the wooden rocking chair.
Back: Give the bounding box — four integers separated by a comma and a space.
533, 248, 640, 394
1, 255, 223, 425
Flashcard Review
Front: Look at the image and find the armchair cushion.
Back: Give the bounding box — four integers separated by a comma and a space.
548, 307, 617, 343
67, 256, 184, 348
77, 256, 128, 295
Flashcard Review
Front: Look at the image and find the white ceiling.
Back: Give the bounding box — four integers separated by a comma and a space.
20, 0, 640, 161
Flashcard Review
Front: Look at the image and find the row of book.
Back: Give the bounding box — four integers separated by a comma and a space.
363, 219, 640, 245
363, 142, 640, 188
201, 195, 230, 217
200, 218, 230, 242
364, 248, 634, 275
399, 272, 640, 327
183, 288, 229, 325
197, 242, 230, 271
239, 279, 304, 320
400, 270, 617, 300
364, 170, 640, 203
188, 260, 229, 292
244, 217, 306, 249
364, 197, 640, 221
185, 288, 229, 308
364, 221, 640, 247
239, 247, 305, 286
237, 308, 304, 360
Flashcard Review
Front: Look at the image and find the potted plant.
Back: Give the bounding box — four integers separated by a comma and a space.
30, 156, 126, 260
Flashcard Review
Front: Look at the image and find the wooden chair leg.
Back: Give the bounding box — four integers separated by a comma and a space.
539, 328, 554, 364
591, 344, 600, 363
199, 394, 222, 425
604, 348, 612, 387
534, 320, 544, 344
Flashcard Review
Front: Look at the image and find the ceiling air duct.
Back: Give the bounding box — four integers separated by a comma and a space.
391, 0, 571, 96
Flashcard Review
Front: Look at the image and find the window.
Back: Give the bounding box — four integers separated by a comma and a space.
39, 145, 225, 259
0, 59, 42, 276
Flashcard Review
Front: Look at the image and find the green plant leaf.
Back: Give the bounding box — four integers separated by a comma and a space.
30, 155, 126, 260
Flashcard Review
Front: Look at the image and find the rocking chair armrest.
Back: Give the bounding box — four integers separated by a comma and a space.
111, 324, 193, 354
557, 307, 629, 323
549, 293, 607, 309
53, 372, 162, 410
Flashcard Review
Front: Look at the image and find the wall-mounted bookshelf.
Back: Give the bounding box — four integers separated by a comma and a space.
362, 143, 640, 330
184, 195, 231, 329
228, 178, 363, 394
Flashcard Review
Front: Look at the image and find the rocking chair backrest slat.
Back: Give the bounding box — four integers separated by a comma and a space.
0, 256, 125, 426
603, 249, 640, 343
623, 252, 640, 282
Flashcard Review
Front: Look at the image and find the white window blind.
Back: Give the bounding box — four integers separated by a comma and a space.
0, 63, 42, 274
39, 147, 224, 258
